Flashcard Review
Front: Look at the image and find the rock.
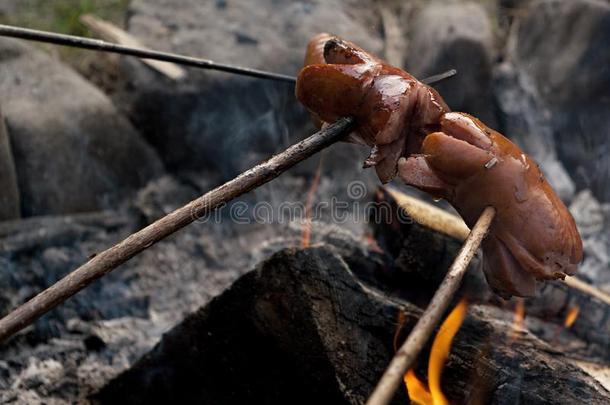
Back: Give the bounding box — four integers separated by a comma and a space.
493, 62, 575, 201
406, 2, 497, 125
0, 106, 20, 220
98, 246, 610, 404
570, 189, 604, 237
514, 0, 610, 104
120, 0, 383, 177
0, 38, 164, 217
568, 190, 610, 292
499, 0, 533, 7
512, 0, 610, 200
540, 159, 576, 202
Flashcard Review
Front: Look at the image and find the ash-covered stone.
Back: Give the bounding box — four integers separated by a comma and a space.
493, 62, 576, 202
570, 190, 605, 237
0, 186, 242, 402
406, 2, 496, 126
0, 38, 164, 217
567, 190, 610, 293
510, 0, 610, 201
0, 107, 20, 221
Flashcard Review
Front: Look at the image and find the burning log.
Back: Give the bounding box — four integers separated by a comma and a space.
375, 187, 610, 362
367, 189, 488, 305
366, 206, 495, 405
380, 187, 610, 305
97, 246, 610, 404
405, 299, 469, 405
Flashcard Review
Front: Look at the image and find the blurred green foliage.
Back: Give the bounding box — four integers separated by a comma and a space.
0, 0, 130, 61
1, 0, 130, 33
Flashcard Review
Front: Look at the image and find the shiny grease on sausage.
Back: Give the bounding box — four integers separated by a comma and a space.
296, 34, 582, 298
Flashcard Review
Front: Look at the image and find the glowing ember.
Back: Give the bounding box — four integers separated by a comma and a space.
300, 156, 323, 248
364, 232, 384, 254
552, 304, 581, 343
513, 298, 525, 329
394, 310, 408, 352
404, 299, 469, 405
564, 305, 580, 329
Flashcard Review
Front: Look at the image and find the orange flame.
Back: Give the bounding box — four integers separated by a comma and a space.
552, 304, 581, 343
509, 298, 525, 342
301, 156, 323, 248
513, 298, 525, 329
564, 305, 580, 329
405, 369, 433, 405
404, 299, 468, 405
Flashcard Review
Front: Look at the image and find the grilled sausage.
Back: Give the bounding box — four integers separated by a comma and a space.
296, 34, 582, 297
297, 33, 449, 182
398, 113, 583, 297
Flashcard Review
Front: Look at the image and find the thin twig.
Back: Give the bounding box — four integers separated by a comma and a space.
0, 23, 457, 85
0, 23, 295, 83
420, 69, 457, 85
0, 118, 354, 343
301, 153, 324, 248
366, 206, 496, 405
564, 277, 610, 306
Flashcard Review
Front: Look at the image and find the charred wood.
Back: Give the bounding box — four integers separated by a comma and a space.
98, 246, 610, 405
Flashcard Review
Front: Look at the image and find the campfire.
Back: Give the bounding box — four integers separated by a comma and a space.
0, 1, 609, 404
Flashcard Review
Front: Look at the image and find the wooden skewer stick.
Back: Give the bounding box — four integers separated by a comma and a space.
366, 206, 496, 405
0, 23, 295, 83
0, 23, 457, 85
0, 118, 354, 343
564, 276, 610, 306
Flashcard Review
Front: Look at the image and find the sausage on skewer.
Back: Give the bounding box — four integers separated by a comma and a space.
296, 34, 583, 298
